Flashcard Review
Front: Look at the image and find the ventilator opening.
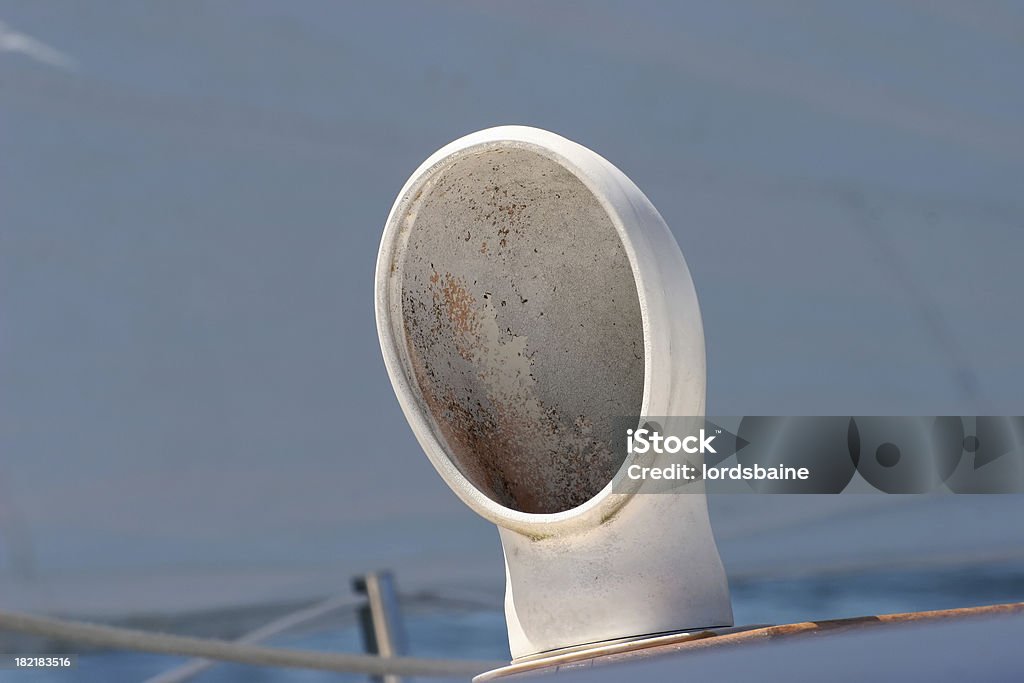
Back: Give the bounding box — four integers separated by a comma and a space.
391, 146, 644, 514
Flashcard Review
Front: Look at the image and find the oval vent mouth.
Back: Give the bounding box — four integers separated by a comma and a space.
390, 145, 645, 514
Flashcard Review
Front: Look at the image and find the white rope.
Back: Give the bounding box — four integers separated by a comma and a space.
142, 594, 359, 683
0, 608, 501, 678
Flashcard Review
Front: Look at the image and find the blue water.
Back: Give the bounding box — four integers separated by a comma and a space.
5, 562, 1023, 682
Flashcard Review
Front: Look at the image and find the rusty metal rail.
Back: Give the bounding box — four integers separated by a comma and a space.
475, 602, 1024, 680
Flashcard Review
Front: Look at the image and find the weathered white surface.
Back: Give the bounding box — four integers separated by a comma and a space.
377, 127, 731, 657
